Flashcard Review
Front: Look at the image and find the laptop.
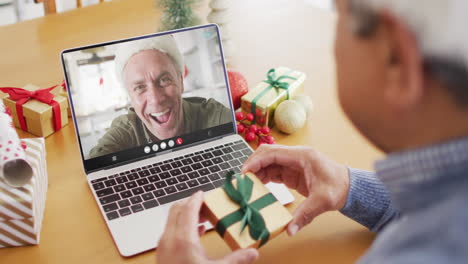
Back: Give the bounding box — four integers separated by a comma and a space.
60, 24, 294, 257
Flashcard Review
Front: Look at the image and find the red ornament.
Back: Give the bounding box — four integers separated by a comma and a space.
227, 70, 249, 109
235, 112, 244, 121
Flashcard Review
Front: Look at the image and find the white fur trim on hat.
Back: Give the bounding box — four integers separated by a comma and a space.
114, 34, 184, 85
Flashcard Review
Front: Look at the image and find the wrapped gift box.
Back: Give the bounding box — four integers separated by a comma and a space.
241, 67, 306, 127
203, 172, 292, 250
51, 82, 72, 117
0, 138, 48, 248
1, 84, 68, 137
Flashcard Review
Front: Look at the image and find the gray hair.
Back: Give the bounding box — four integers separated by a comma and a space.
348, 0, 468, 107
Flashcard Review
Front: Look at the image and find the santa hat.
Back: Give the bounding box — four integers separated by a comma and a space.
114, 34, 184, 84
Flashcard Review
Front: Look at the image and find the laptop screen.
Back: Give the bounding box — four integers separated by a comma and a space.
61, 24, 236, 173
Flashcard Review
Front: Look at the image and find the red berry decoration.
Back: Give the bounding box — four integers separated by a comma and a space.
245, 132, 256, 142
235, 110, 275, 147
237, 123, 245, 133
235, 112, 244, 121
227, 70, 249, 109
246, 113, 254, 122
261, 126, 270, 134
258, 116, 266, 125
249, 125, 258, 134
265, 135, 275, 144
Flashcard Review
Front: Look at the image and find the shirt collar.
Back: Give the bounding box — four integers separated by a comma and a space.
374, 137, 468, 211
181, 98, 193, 134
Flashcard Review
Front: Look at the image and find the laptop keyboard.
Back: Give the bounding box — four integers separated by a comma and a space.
90, 140, 253, 221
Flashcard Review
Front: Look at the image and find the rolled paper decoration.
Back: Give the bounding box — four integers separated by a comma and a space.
0, 100, 33, 187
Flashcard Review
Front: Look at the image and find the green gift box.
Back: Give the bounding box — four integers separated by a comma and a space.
203, 172, 292, 250
240, 67, 306, 127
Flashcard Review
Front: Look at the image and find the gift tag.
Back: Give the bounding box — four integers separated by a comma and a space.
265, 182, 295, 205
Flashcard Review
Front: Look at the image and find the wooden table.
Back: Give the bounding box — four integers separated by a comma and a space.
0, 0, 381, 263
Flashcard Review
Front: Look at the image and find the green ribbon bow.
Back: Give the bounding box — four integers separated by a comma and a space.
216, 171, 277, 247
250, 68, 297, 124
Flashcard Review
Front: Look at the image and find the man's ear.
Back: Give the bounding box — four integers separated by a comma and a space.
380, 11, 425, 111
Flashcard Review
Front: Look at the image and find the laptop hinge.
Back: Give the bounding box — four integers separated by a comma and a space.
87, 149, 173, 174
88, 133, 236, 174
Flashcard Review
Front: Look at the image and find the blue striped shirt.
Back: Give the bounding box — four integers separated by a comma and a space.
340, 137, 468, 263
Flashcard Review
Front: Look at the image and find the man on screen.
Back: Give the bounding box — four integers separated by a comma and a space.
89, 35, 232, 158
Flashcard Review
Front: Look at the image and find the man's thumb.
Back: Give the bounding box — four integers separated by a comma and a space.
221, 248, 259, 264
288, 196, 323, 236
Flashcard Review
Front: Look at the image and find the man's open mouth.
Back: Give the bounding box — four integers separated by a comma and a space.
149, 109, 171, 124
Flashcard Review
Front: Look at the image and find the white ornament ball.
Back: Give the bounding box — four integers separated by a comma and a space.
274, 100, 307, 134
292, 95, 313, 118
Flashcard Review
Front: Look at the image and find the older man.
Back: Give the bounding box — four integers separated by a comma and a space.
157, 0, 468, 263
89, 35, 232, 158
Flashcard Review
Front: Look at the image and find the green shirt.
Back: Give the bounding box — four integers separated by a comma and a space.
88, 97, 232, 159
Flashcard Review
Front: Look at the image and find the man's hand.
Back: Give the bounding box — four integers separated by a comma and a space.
157, 191, 259, 264
242, 144, 350, 236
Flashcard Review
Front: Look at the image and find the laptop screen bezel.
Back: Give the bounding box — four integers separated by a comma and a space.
60, 24, 237, 174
